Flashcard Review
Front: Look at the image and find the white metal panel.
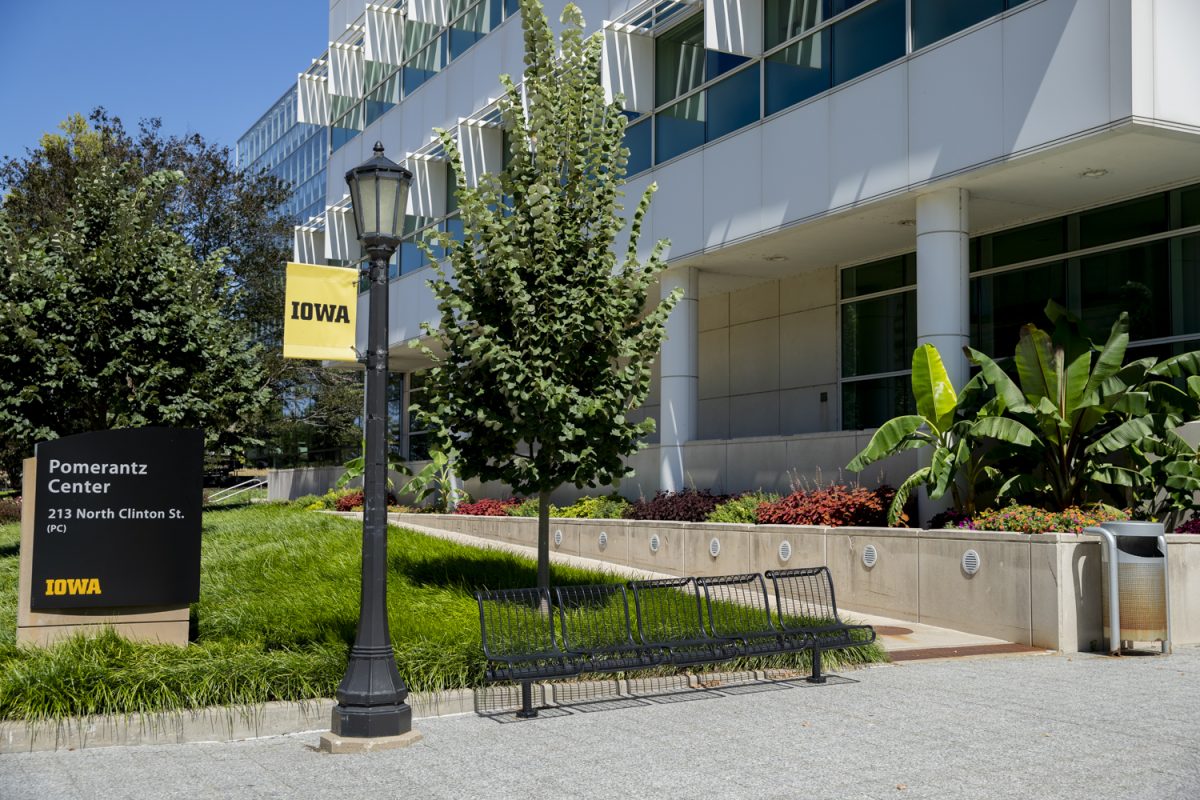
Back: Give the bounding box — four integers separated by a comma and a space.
908, 21, 1003, 183
297, 74, 330, 125
828, 65, 909, 209
365, 3, 405, 66
408, 0, 447, 26
457, 122, 503, 187
652, 155, 704, 258
1150, 0, 1200, 127
1001, 0, 1110, 154
601, 22, 654, 114
406, 155, 448, 219
329, 42, 365, 97
704, 0, 762, 57
703, 130, 764, 248
761, 97, 831, 226
324, 203, 359, 262
293, 226, 327, 264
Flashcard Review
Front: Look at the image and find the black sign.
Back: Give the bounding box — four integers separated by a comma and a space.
30, 428, 203, 610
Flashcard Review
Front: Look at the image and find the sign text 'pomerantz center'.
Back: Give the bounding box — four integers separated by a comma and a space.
30, 428, 204, 610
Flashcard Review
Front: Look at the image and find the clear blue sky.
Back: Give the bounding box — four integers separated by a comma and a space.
0, 0, 328, 162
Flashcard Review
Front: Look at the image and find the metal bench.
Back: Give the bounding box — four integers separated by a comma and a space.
476, 568, 875, 717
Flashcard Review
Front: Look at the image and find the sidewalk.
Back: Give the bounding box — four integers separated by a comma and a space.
4, 647, 1197, 799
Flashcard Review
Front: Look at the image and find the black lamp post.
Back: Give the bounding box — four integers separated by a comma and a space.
329, 142, 414, 742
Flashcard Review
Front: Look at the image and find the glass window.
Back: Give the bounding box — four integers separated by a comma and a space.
706, 50, 751, 83
831, 0, 905, 86
1178, 235, 1200, 336
841, 291, 916, 377
656, 16, 705, 106
449, 0, 488, 61
971, 261, 1066, 355
830, 0, 871, 13
841, 253, 915, 299
706, 64, 760, 142
764, 0, 824, 50
364, 74, 400, 128
842, 375, 915, 430
655, 94, 705, 163
1079, 194, 1168, 250
1078, 241, 1170, 342
1178, 185, 1200, 228
911, 0, 1003, 50
765, 29, 830, 116
624, 116, 652, 176
973, 218, 1066, 271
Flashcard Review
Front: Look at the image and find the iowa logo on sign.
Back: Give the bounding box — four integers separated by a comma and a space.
283, 263, 360, 361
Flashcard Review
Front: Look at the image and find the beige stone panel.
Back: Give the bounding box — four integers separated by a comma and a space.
729, 280, 780, 325
698, 328, 730, 400
683, 525, 751, 577
779, 306, 837, 389
504, 518, 539, 548
780, 267, 836, 315
1029, 538, 1103, 652
918, 535, 1032, 644
825, 529, 919, 620
699, 292, 730, 332
626, 523, 687, 577
725, 439, 790, 494
549, 521, 582, 558
698, 397, 731, 441
780, 386, 837, 435
749, 527, 826, 574
784, 433, 863, 488
679, 442, 728, 493
729, 318, 780, 395
729, 393, 781, 439
577, 522, 629, 566
1166, 536, 1200, 645
18, 620, 189, 647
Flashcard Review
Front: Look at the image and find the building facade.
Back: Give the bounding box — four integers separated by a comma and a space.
292, 0, 1200, 502
238, 84, 328, 226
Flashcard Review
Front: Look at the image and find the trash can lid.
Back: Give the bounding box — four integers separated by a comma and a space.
1092, 520, 1165, 538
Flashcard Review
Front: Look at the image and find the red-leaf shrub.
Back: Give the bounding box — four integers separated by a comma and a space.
756, 485, 894, 527
333, 490, 398, 512
626, 489, 730, 522
455, 498, 520, 516
1174, 518, 1200, 534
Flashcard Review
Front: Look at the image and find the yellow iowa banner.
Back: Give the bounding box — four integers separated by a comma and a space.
283, 263, 359, 361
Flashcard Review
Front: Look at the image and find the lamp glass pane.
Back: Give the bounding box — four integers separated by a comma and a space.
378, 174, 399, 238
358, 173, 379, 237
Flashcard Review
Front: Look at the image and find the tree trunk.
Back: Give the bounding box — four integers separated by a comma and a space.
537, 488, 551, 591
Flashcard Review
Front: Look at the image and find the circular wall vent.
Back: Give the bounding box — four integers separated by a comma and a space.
598, 531, 608, 549
779, 540, 792, 562
553, 529, 563, 547
862, 544, 878, 569
962, 549, 981, 576
709, 537, 721, 558
649, 534, 660, 553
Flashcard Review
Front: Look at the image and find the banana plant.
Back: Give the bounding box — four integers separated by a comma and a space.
397, 449, 469, 512
847, 344, 1034, 525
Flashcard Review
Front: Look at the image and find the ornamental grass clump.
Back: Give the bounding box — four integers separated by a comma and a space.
626, 489, 729, 522
756, 485, 895, 527
706, 492, 780, 524
956, 504, 1129, 535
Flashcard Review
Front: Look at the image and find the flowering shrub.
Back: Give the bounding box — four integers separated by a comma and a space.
707, 492, 780, 524
756, 485, 894, 527
455, 497, 521, 516
926, 509, 974, 531
1174, 518, 1200, 534
957, 504, 1130, 535
626, 489, 730, 522
0, 495, 20, 524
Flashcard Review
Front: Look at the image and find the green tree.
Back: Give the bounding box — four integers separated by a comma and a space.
0, 116, 271, 481
415, 0, 678, 590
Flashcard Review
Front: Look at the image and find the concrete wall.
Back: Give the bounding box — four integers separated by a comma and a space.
395, 514, 1200, 652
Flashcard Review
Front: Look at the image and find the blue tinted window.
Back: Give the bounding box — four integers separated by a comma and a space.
706, 50, 750, 82
831, 0, 905, 85
505, 0, 518, 16
764, 0, 824, 50
830, 0, 870, 13
449, 1, 487, 60
706, 65, 760, 142
656, 16, 705, 105
765, 29, 830, 115
624, 117, 652, 176
400, 239, 428, 274
912, 0, 1003, 50
332, 125, 359, 152
655, 95, 705, 163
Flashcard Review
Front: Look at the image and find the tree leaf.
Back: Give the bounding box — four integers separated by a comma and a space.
846, 416, 928, 472
911, 344, 957, 434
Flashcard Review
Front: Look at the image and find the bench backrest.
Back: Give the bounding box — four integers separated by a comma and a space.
695, 573, 777, 638
476, 587, 563, 661
764, 567, 842, 631
628, 577, 710, 647
554, 584, 637, 654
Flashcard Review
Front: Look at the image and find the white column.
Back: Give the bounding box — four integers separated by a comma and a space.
916, 188, 970, 391
916, 187, 969, 522
659, 267, 698, 493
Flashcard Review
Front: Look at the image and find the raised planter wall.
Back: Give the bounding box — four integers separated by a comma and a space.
394, 513, 1200, 653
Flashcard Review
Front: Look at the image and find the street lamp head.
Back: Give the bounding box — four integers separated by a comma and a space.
345, 142, 413, 252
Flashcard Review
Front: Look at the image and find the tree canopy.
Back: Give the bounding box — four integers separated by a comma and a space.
416, 0, 678, 586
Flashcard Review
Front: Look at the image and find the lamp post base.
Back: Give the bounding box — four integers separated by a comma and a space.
319, 729, 423, 754
330, 699, 413, 739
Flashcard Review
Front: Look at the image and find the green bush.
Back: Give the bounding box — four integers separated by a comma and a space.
505, 498, 541, 517
505, 495, 631, 519
707, 492, 780, 524
292, 494, 322, 509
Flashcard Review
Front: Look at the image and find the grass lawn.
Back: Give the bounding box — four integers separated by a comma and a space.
0, 505, 885, 721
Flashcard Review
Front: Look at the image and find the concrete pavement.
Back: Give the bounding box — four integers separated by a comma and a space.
3, 647, 1198, 799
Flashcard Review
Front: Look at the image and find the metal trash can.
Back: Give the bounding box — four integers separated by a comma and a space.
1085, 521, 1171, 655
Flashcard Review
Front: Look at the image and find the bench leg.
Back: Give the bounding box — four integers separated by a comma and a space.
516, 680, 538, 718
807, 647, 827, 684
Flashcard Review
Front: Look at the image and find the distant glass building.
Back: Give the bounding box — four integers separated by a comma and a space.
237, 84, 327, 225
